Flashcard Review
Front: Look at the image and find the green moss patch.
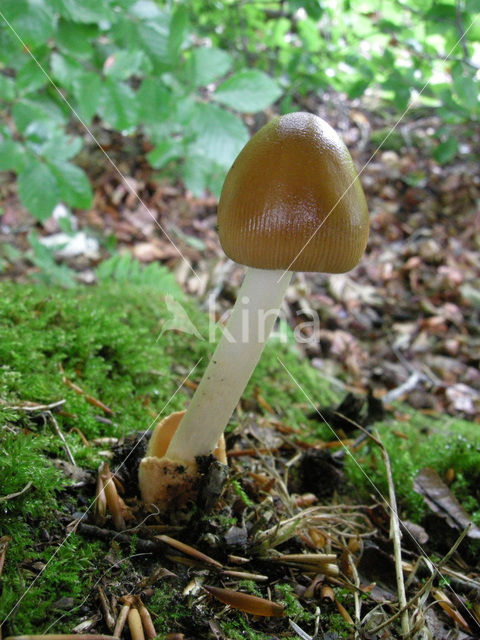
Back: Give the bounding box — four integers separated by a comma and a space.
0, 278, 335, 632
346, 409, 480, 523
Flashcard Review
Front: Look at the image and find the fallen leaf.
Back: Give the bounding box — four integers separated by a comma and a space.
203, 585, 284, 617
413, 467, 480, 539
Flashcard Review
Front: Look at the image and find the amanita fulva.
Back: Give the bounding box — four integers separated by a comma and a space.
139, 112, 369, 509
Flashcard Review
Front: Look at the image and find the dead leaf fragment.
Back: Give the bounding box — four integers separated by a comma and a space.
413, 467, 480, 539
155, 535, 222, 569
432, 588, 472, 634
203, 585, 284, 617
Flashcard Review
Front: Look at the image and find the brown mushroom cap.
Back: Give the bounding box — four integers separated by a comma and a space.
218, 112, 369, 273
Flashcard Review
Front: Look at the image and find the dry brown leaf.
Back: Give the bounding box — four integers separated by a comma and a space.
413, 467, 480, 539
203, 585, 284, 617
432, 588, 472, 634
156, 535, 223, 569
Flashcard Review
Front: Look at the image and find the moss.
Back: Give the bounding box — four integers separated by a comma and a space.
148, 582, 191, 634
0, 278, 336, 631
1, 535, 103, 633
345, 409, 480, 522
237, 580, 263, 598
1, 430, 62, 522
275, 582, 314, 623
219, 616, 295, 640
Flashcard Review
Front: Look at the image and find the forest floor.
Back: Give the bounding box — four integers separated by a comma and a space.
1, 97, 480, 639
2, 97, 480, 416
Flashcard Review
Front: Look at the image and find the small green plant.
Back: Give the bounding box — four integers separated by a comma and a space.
275, 583, 314, 623
27, 231, 77, 287
96, 253, 182, 296
193, 0, 479, 152
0, 0, 282, 224
230, 478, 254, 507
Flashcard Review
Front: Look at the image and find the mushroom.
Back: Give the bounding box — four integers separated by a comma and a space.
139, 112, 369, 509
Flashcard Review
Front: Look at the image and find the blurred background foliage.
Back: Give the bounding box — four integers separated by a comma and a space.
0, 0, 478, 223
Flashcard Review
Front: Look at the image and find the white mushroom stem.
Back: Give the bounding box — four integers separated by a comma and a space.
166, 267, 292, 462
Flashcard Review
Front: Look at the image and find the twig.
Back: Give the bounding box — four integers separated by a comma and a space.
77, 522, 158, 553
46, 411, 76, 466
136, 597, 157, 640
4, 636, 119, 640
97, 585, 115, 631
0, 399, 66, 412
0, 482, 33, 503
59, 364, 114, 415
0, 536, 10, 579
368, 525, 472, 635
383, 371, 424, 405
113, 598, 132, 639
348, 550, 362, 639
222, 570, 269, 582
378, 431, 410, 637
289, 619, 313, 640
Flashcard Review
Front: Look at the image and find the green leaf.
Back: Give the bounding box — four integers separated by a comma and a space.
96, 253, 182, 296
16, 58, 48, 94
28, 231, 77, 288
167, 5, 189, 63
136, 22, 170, 66
49, 162, 93, 209
298, 16, 322, 52
214, 70, 282, 112
0, 139, 27, 172
425, 3, 456, 19
303, 0, 324, 19
13, 101, 51, 133
173, 225, 207, 251
147, 140, 180, 168
451, 63, 479, 112
50, 52, 84, 91
189, 103, 248, 168
382, 71, 412, 110
432, 136, 458, 164
104, 50, 147, 80
0, 29, 22, 67
137, 77, 172, 124
465, 0, 480, 11
0, 76, 16, 101
56, 19, 96, 59
98, 79, 138, 131
347, 77, 372, 99
129, 0, 162, 19
182, 155, 216, 196
4, 0, 55, 46
72, 72, 101, 123
18, 160, 59, 221
289, 0, 323, 17
0, 0, 28, 22
55, 0, 114, 24
188, 48, 232, 86
24, 122, 82, 162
